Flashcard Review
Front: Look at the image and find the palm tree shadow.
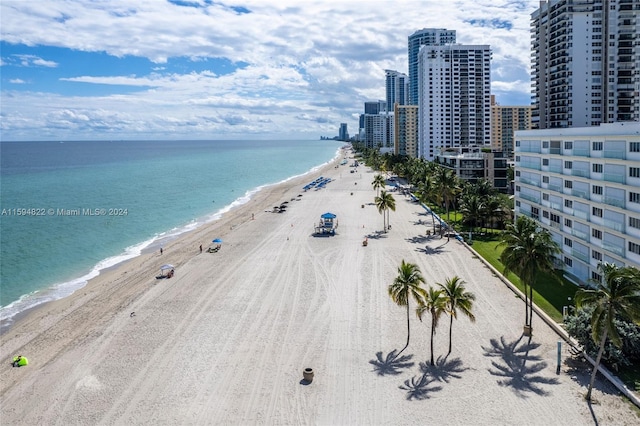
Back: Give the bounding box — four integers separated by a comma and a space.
399, 374, 443, 400
369, 350, 415, 376
482, 335, 559, 397
406, 235, 429, 244
416, 245, 445, 255
419, 355, 469, 383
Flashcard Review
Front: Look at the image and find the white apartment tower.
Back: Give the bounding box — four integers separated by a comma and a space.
417, 44, 492, 160
514, 123, 640, 286
531, 0, 640, 129
408, 28, 456, 105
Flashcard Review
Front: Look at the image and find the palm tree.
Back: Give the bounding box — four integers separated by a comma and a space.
459, 192, 484, 234
575, 263, 640, 402
416, 287, 447, 365
372, 174, 386, 197
498, 215, 560, 334
433, 166, 457, 221
438, 276, 476, 355
374, 190, 396, 232
388, 260, 426, 357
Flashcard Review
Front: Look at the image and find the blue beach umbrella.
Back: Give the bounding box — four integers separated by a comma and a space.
212, 238, 223, 244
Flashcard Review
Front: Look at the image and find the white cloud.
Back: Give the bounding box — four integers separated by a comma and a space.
0, 0, 540, 140
9, 79, 26, 84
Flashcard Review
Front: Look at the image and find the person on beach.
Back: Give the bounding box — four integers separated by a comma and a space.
199, 244, 203, 253
160, 247, 163, 255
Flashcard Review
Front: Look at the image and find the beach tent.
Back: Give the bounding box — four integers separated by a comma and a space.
160, 264, 174, 273
12, 356, 28, 367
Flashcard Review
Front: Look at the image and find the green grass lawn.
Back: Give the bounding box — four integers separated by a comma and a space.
470, 233, 640, 393
470, 234, 579, 323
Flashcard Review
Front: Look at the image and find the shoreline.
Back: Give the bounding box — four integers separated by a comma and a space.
0, 150, 342, 331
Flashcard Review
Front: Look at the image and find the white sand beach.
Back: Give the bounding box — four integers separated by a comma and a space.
1, 148, 638, 425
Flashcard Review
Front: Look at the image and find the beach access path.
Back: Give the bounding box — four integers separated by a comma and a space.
1, 149, 638, 425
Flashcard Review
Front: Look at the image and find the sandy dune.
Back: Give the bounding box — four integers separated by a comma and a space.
1, 149, 638, 425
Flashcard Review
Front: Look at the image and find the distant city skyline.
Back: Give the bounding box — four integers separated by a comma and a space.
2, 1, 538, 141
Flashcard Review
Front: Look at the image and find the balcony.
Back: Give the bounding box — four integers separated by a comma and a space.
604, 197, 625, 209
603, 241, 624, 257
572, 250, 589, 264
604, 173, 625, 184
604, 219, 625, 233
572, 189, 590, 201
573, 210, 588, 220
520, 193, 541, 204
604, 150, 626, 160
572, 228, 589, 240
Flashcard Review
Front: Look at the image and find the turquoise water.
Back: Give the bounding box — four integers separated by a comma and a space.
0, 139, 343, 324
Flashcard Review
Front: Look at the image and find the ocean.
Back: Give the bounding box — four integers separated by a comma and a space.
0, 139, 343, 326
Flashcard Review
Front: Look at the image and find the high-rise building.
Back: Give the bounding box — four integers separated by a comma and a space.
531, 0, 640, 129
364, 101, 386, 115
394, 104, 419, 158
408, 28, 456, 105
362, 114, 393, 149
514, 123, 640, 286
338, 123, 349, 141
490, 95, 533, 158
385, 70, 409, 112
417, 44, 492, 160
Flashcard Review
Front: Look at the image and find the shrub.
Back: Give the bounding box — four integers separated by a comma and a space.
565, 306, 640, 370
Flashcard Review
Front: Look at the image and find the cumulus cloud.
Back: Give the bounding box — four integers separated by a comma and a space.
0, 0, 540, 140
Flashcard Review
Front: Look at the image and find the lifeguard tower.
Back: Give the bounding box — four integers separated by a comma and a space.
315, 212, 337, 235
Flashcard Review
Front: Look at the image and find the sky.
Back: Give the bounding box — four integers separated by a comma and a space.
1, 0, 541, 141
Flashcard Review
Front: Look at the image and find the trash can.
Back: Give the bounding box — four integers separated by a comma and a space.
303, 368, 314, 383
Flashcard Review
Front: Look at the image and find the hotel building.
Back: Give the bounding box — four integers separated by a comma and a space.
514, 123, 640, 286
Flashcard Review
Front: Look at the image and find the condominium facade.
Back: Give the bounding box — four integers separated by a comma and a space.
530, 0, 640, 129
394, 104, 419, 158
417, 44, 492, 161
385, 70, 409, 112
490, 95, 533, 158
362, 113, 393, 149
408, 28, 456, 105
514, 123, 640, 286
434, 147, 510, 192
